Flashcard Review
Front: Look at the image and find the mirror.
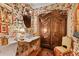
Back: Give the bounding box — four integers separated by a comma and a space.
23, 15, 31, 28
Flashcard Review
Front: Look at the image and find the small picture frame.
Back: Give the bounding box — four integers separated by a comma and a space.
1, 25, 7, 33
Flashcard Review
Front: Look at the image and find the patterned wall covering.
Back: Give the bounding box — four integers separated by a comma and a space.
73, 4, 79, 54
0, 6, 12, 34
9, 3, 33, 40
0, 3, 32, 36
10, 3, 32, 33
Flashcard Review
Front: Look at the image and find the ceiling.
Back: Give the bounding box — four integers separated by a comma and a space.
30, 3, 51, 9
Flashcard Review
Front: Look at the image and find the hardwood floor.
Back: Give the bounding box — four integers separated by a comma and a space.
17, 47, 75, 56
37, 48, 53, 56
29, 48, 53, 56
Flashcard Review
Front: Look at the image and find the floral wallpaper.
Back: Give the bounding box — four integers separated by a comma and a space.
0, 6, 11, 34
0, 3, 32, 37
11, 3, 32, 32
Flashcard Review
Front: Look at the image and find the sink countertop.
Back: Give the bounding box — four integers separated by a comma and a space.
17, 35, 40, 42
0, 34, 40, 55
24, 36, 40, 42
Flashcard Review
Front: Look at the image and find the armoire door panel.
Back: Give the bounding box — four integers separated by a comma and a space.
39, 10, 67, 49
51, 15, 65, 49
40, 18, 51, 48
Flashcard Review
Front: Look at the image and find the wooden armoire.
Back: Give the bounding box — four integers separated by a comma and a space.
39, 10, 67, 49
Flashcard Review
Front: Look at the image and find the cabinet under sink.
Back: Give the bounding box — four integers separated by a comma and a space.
16, 36, 40, 56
